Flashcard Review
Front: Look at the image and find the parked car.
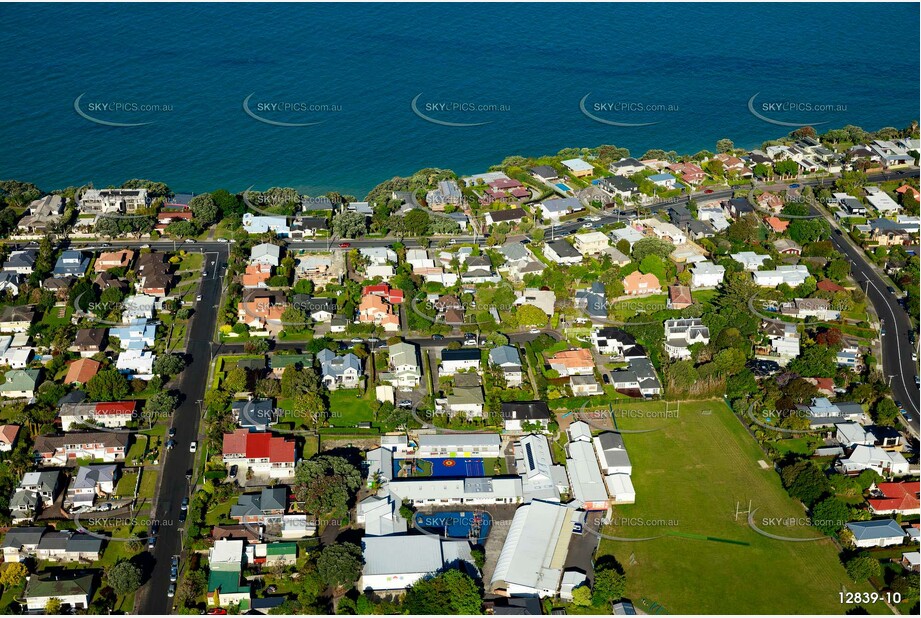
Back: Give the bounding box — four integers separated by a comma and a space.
189, 441, 198, 453
185, 469, 193, 480
166, 439, 177, 450
229, 465, 238, 478
170, 565, 178, 583
529, 328, 541, 334
206, 609, 228, 615
180, 497, 189, 511
167, 583, 176, 598
398, 400, 413, 409
168, 427, 177, 437
338, 242, 351, 249
431, 334, 444, 340
184, 238, 195, 244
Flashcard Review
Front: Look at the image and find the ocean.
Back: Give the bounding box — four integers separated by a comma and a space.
0, 2, 917, 198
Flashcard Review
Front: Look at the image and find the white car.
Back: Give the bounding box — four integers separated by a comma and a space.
196, 295, 202, 302
184, 238, 195, 244
529, 328, 541, 334
582, 223, 593, 229
189, 441, 197, 453
217, 238, 228, 243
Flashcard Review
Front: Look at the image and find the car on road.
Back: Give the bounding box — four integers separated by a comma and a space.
180, 497, 189, 511
582, 223, 592, 229
887, 286, 896, 294
895, 400, 902, 409
167, 583, 175, 598
338, 242, 351, 249
184, 238, 195, 244
789, 183, 801, 188
529, 328, 541, 334
147, 535, 156, 550
196, 295, 202, 302
704, 189, 714, 194
170, 565, 178, 583
189, 441, 197, 453
463, 338, 478, 346
179, 508, 188, 524
217, 238, 228, 243
169, 427, 177, 437
171, 555, 179, 569
350, 337, 363, 343
185, 469, 193, 480
904, 413, 914, 422
912, 351, 918, 362
166, 438, 177, 450
98, 502, 113, 512
206, 609, 228, 615
431, 334, 444, 340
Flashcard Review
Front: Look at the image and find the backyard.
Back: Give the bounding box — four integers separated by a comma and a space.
595, 399, 889, 615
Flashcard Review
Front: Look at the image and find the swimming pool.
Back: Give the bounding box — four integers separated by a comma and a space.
414, 510, 492, 543
556, 182, 572, 192
394, 457, 485, 477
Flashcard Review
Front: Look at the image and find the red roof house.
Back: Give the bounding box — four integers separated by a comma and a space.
817, 279, 846, 293
868, 482, 920, 515
361, 284, 404, 304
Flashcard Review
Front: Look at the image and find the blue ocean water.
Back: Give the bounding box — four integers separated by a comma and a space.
0, 3, 917, 198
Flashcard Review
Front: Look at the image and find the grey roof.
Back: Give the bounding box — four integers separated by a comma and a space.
3, 249, 37, 271
846, 519, 905, 541
610, 157, 644, 169
1, 526, 47, 548
489, 345, 521, 367
499, 242, 530, 263
543, 197, 582, 213
595, 432, 631, 469
488, 208, 527, 223
530, 165, 559, 179
230, 487, 287, 519
546, 239, 581, 259
599, 176, 639, 192
53, 251, 91, 277
442, 348, 481, 362
318, 350, 361, 378
501, 401, 552, 421
231, 399, 277, 430
72, 464, 118, 490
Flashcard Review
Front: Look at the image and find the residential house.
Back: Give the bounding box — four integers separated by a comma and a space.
663, 318, 709, 359
446, 386, 485, 419
731, 251, 770, 271
93, 249, 134, 272
242, 262, 272, 288
69, 328, 107, 357
65, 464, 118, 508
230, 487, 287, 525
609, 157, 646, 176
540, 197, 583, 221
765, 216, 790, 234
24, 573, 95, 612
609, 357, 662, 396
547, 348, 594, 377
756, 192, 784, 213
636, 218, 687, 244
610, 225, 645, 249
489, 346, 524, 387
426, 179, 463, 211
0, 305, 36, 333
572, 231, 610, 255
868, 482, 920, 516
2, 249, 37, 275
502, 401, 552, 432
64, 358, 101, 385
648, 173, 677, 189
0, 368, 40, 399
668, 161, 706, 185
361, 535, 475, 592
753, 265, 810, 288
591, 327, 640, 358
317, 349, 362, 390
622, 271, 660, 296
562, 158, 594, 178
53, 250, 90, 278
0, 424, 19, 452
722, 197, 755, 219
598, 176, 639, 200
574, 281, 607, 320
231, 399, 278, 431
383, 341, 422, 388
667, 285, 693, 310
357, 293, 400, 332
115, 348, 156, 379
207, 539, 251, 607
222, 429, 297, 480
514, 288, 556, 318
17, 195, 65, 233
250, 243, 282, 268
780, 298, 840, 320
530, 165, 560, 183
838, 445, 910, 477
845, 520, 906, 548
773, 238, 802, 255
484, 208, 528, 227
570, 374, 602, 396
80, 188, 148, 213
690, 261, 725, 288
441, 348, 481, 376
33, 431, 129, 465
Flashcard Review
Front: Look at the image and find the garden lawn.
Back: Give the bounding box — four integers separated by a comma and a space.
327, 389, 375, 427
137, 469, 158, 500
596, 399, 889, 615
115, 472, 139, 498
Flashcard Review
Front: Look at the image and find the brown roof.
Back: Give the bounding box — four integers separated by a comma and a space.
0, 424, 20, 446
668, 285, 692, 306
74, 328, 107, 349
65, 358, 101, 384
817, 279, 846, 293
211, 525, 260, 544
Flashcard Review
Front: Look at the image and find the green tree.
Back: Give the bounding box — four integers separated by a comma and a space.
572, 585, 593, 607
86, 369, 130, 402
317, 543, 363, 591
811, 497, 848, 535
873, 398, 900, 427
0, 563, 28, 588
403, 210, 431, 236
404, 569, 482, 615
144, 392, 178, 425
294, 455, 361, 518
332, 211, 368, 238
107, 560, 143, 595
781, 460, 830, 507
223, 366, 249, 394
890, 574, 921, 602
515, 304, 548, 328
631, 237, 674, 263
592, 568, 627, 605
845, 555, 881, 583
45, 598, 62, 614
153, 353, 186, 377
189, 193, 219, 227
716, 138, 735, 153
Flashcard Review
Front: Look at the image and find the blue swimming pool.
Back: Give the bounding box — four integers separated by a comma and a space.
393, 457, 485, 477
556, 182, 572, 192
414, 510, 492, 543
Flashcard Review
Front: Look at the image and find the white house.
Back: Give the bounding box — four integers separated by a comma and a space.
593, 432, 632, 475
663, 318, 710, 360
690, 261, 725, 288
250, 243, 281, 267
383, 341, 422, 388
731, 251, 770, 271
440, 348, 481, 376
753, 265, 810, 288
361, 535, 474, 592
846, 520, 907, 548
544, 239, 583, 265
572, 231, 610, 255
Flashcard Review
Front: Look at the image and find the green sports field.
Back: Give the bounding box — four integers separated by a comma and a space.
594, 399, 890, 615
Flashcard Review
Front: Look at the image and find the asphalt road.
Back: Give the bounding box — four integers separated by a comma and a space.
136, 245, 228, 614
